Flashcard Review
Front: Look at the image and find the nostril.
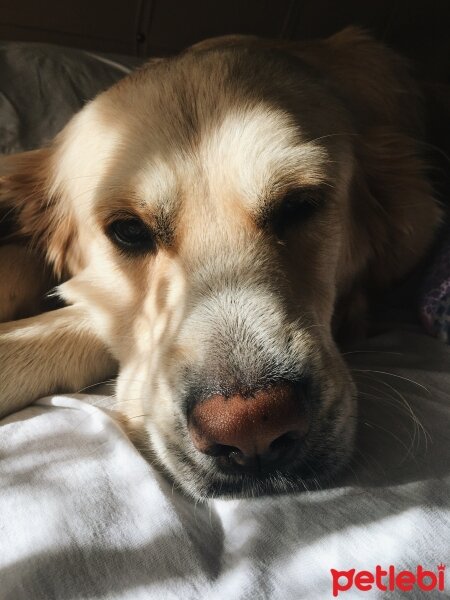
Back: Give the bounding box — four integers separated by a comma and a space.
202, 443, 240, 458
203, 444, 249, 468
270, 431, 300, 450
201, 434, 301, 467
267, 431, 301, 461
228, 449, 248, 466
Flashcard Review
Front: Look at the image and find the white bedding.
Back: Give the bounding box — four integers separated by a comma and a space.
1, 328, 449, 599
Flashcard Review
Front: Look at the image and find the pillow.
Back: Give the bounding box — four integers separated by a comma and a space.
0, 41, 141, 154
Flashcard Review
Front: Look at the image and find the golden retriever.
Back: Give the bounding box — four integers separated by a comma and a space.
0, 28, 442, 499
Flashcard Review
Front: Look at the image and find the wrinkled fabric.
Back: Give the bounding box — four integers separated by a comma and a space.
1, 329, 449, 600
0, 41, 139, 154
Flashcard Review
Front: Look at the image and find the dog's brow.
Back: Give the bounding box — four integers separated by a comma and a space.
199, 107, 332, 213
247, 160, 330, 219
153, 208, 175, 245
95, 190, 177, 246
126, 195, 177, 246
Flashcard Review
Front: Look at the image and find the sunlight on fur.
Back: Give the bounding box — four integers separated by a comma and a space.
0, 27, 442, 499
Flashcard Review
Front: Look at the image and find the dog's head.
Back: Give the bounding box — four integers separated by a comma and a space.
0, 29, 441, 499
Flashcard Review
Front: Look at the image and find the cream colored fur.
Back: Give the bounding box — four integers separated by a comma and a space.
0, 28, 442, 498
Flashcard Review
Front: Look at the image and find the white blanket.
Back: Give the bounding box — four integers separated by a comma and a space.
1, 328, 449, 599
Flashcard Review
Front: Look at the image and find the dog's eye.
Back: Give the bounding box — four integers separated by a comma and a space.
273, 188, 323, 235
107, 218, 155, 253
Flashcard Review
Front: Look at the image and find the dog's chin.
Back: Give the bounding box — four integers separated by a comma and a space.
197, 469, 342, 500
187, 455, 353, 501
169, 451, 354, 501
149, 412, 356, 501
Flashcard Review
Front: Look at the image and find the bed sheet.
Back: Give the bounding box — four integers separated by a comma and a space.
1, 328, 449, 600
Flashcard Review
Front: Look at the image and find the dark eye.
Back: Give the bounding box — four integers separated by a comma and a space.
272, 188, 323, 236
107, 218, 155, 253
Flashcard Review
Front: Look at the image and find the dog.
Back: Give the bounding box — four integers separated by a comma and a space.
0, 28, 442, 499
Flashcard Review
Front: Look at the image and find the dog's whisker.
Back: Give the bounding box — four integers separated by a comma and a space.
342, 350, 403, 356
300, 323, 327, 332
357, 394, 422, 456
304, 132, 362, 145
75, 379, 117, 394
358, 372, 431, 442
122, 413, 153, 420
351, 415, 419, 465
352, 368, 430, 394
355, 375, 430, 453
368, 378, 429, 450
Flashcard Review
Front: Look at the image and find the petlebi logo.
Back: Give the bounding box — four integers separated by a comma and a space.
330, 564, 446, 597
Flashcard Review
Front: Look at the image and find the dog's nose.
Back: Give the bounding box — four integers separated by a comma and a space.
188, 382, 308, 472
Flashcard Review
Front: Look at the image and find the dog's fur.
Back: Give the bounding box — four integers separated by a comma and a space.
0, 28, 443, 499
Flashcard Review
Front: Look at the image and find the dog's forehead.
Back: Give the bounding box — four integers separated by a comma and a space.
55, 48, 340, 226
105, 50, 335, 210
130, 103, 330, 218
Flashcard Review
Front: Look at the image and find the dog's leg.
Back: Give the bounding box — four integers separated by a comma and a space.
0, 305, 116, 418
0, 244, 55, 322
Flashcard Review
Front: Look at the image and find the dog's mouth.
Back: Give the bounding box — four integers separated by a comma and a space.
198, 461, 346, 500
163, 433, 354, 500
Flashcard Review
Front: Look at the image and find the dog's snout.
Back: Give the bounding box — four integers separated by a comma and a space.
188, 382, 308, 472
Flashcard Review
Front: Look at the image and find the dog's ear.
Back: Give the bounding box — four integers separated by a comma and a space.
349, 129, 442, 287
296, 28, 443, 285
332, 127, 442, 340
287, 27, 442, 339
0, 147, 81, 278
294, 27, 424, 133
